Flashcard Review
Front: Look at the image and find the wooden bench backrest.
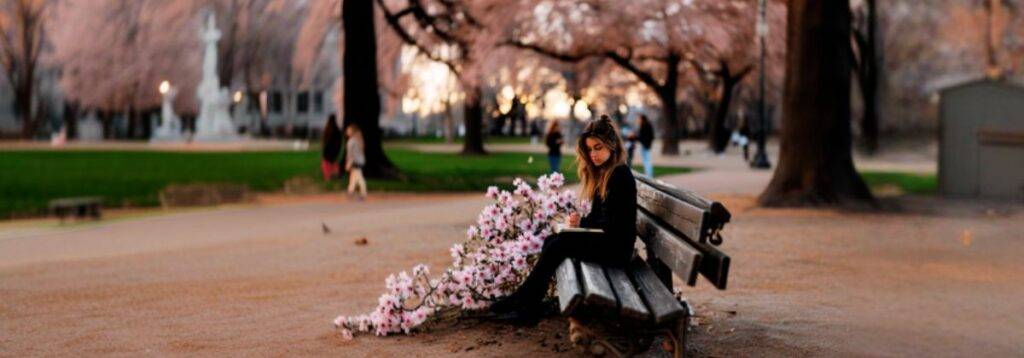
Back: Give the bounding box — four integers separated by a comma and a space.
634, 174, 731, 290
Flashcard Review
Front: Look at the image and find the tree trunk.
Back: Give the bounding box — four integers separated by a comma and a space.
860, 72, 878, 153
100, 111, 114, 139
143, 108, 155, 139
708, 77, 736, 154
443, 95, 455, 143
659, 55, 681, 155
658, 89, 680, 155
858, 0, 879, 154
343, 0, 400, 178
461, 85, 486, 155
127, 108, 139, 139
64, 102, 79, 140
758, 0, 874, 207
676, 101, 691, 139
16, 73, 34, 139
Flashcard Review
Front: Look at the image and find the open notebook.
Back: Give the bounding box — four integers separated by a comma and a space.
554, 225, 604, 235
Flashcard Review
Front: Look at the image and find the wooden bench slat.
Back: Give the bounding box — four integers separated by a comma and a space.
605, 267, 650, 322
629, 258, 684, 325
49, 197, 102, 208
555, 259, 584, 315
635, 174, 731, 233
636, 179, 706, 242
637, 210, 703, 286
697, 240, 731, 289
579, 261, 617, 308
641, 206, 731, 290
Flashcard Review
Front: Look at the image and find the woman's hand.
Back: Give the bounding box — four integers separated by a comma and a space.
566, 213, 580, 228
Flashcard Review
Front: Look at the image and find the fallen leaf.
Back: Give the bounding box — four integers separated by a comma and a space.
959, 230, 972, 247
355, 237, 369, 246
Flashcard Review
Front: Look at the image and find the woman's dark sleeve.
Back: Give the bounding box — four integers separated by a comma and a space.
600, 165, 637, 246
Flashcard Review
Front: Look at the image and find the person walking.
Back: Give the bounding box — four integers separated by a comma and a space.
637, 114, 654, 177
345, 123, 368, 200
622, 121, 637, 167
321, 114, 343, 181
544, 119, 564, 173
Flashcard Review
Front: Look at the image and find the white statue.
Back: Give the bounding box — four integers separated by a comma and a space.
193, 13, 238, 141
151, 81, 184, 141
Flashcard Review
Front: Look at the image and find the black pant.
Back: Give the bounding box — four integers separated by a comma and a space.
507, 232, 630, 309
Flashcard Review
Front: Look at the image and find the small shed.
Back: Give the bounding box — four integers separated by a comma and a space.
939, 79, 1024, 200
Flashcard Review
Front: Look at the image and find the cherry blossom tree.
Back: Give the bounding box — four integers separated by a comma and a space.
375, 0, 513, 155
49, 0, 200, 138
507, 0, 785, 155
0, 0, 49, 138
48, 0, 308, 138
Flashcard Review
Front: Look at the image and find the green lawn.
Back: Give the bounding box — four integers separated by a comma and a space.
384, 136, 534, 145
860, 171, 938, 194
0, 148, 691, 218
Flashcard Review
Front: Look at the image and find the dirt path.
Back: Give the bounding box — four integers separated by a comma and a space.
1, 171, 1021, 356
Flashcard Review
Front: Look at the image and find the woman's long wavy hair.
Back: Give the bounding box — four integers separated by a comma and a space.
576, 115, 626, 201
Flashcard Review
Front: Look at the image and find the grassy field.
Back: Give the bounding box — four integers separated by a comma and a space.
0, 148, 690, 219
860, 171, 938, 194
384, 136, 534, 145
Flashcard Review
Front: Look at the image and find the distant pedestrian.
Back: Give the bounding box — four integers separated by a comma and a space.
545, 120, 565, 173
736, 111, 751, 161
637, 114, 654, 177
622, 123, 637, 167
345, 123, 367, 200
321, 114, 342, 181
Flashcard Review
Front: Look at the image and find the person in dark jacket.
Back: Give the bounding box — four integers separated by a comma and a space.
544, 120, 564, 173
489, 115, 637, 325
637, 114, 654, 177
320, 114, 342, 180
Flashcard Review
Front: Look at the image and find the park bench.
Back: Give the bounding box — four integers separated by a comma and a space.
49, 197, 103, 222
554, 174, 732, 357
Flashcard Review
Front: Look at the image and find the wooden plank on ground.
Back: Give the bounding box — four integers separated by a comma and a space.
605, 266, 650, 322
555, 259, 583, 315
579, 261, 617, 308
636, 210, 702, 286
629, 259, 684, 325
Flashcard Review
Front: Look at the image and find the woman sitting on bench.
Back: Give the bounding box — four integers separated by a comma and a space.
490, 115, 638, 325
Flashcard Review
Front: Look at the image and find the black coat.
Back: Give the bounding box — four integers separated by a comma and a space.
638, 121, 654, 149
579, 164, 637, 265
545, 131, 563, 156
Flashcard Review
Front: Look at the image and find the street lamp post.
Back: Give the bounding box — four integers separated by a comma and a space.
750, 0, 772, 169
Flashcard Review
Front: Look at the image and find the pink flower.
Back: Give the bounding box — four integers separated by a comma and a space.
333, 181, 584, 338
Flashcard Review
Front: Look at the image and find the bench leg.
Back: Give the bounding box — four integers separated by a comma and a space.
662, 300, 693, 358
568, 317, 652, 357
663, 317, 688, 358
